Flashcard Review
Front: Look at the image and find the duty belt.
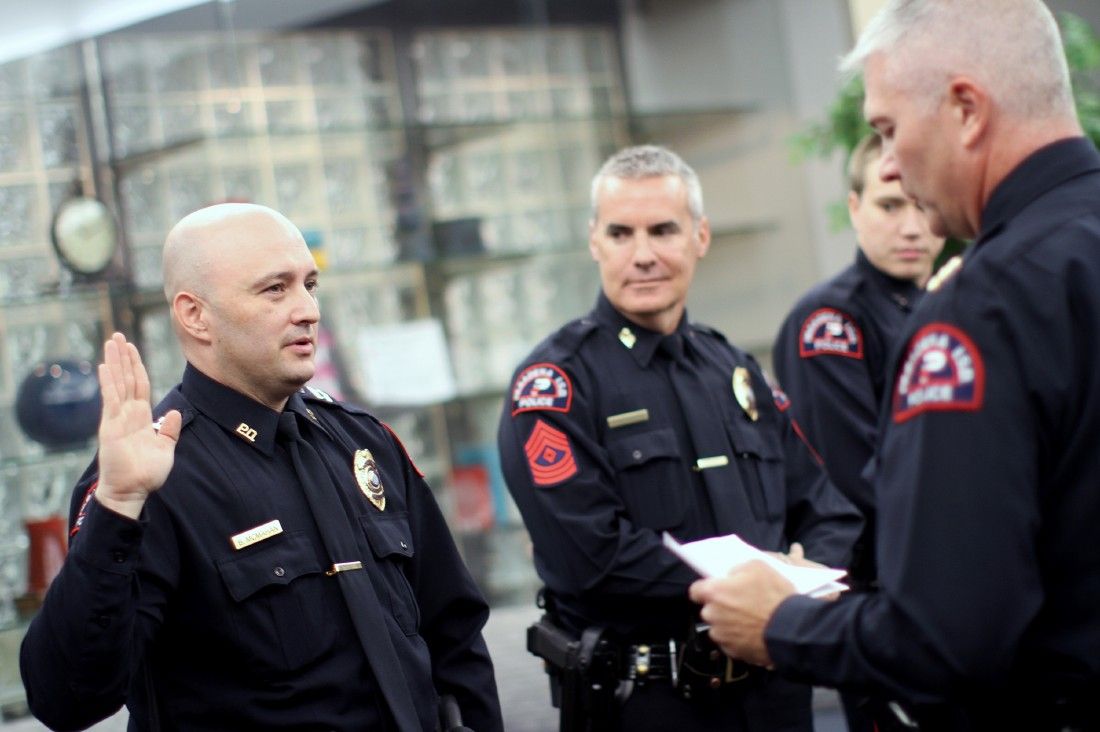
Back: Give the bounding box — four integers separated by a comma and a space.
624, 633, 753, 698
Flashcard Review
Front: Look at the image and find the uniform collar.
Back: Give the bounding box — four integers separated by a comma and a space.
978, 136, 1100, 246
592, 291, 691, 367
855, 249, 921, 311
181, 363, 301, 456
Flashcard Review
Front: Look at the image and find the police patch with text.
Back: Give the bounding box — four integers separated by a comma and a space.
893, 323, 985, 423
799, 308, 864, 359
511, 362, 573, 415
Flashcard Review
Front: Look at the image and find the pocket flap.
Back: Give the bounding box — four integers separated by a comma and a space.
607, 428, 681, 470
359, 512, 415, 560
216, 531, 322, 602
726, 420, 783, 460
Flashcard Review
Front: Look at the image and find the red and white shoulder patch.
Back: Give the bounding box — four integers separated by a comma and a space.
524, 419, 578, 486
893, 323, 985, 423
799, 308, 864, 359
511, 362, 573, 416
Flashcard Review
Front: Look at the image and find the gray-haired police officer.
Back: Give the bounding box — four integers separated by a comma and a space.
498, 145, 862, 732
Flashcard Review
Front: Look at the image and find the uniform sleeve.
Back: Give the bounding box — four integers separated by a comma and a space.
765, 289, 1044, 702
771, 378, 864, 570
773, 307, 879, 517
20, 465, 178, 730
392, 433, 503, 732
496, 361, 698, 601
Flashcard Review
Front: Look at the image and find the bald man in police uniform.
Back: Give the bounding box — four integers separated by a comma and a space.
691, 1, 1100, 728
497, 145, 862, 731
21, 204, 502, 731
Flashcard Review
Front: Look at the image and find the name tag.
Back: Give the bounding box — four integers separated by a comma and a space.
694, 455, 730, 471
606, 409, 650, 429
230, 519, 283, 550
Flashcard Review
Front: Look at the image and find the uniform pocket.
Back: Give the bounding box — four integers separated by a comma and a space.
359, 511, 420, 636
725, 421, 786, 519
215, 530, 336, 671
606, 428, 687, 529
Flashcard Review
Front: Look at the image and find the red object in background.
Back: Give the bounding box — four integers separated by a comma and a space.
448, 465, 494, 533
26, 515, 68, 598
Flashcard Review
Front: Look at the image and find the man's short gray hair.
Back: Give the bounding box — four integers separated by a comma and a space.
840, 0, 1074, 119
589, 145, 705, 223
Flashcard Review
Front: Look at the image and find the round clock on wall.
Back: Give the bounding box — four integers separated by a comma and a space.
50, 196, 118, 277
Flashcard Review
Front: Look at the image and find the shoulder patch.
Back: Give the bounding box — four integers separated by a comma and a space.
71, 480, 98, 537
524, 419, 577, 486
893, 323, 985, 423
511, 363, 573, 416
799, 308, 864, 359
762, 370, 790, 412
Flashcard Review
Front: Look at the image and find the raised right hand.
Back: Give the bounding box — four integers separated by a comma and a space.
94, 332, 182, 520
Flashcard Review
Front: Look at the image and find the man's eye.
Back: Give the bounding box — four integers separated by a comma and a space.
267, 283, 286, 293
306, 280, 319, 293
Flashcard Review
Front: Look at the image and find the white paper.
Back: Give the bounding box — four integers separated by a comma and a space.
356, 318, 457, 406
662, 532, 848, 598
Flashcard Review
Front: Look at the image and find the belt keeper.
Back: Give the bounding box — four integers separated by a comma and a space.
325, 560, 363, 576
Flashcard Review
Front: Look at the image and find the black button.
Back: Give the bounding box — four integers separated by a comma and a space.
273, 566, 285, 577
93, 615, 110, 629
112, 551, 126, 564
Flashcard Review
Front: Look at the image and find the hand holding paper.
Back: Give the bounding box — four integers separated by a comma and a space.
663, 532, 848, 597
676, 532, 849, 668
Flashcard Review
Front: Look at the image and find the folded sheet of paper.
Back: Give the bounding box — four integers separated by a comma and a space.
662, 532, 848, 598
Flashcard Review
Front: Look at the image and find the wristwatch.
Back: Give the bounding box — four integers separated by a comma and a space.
51, 196, 118, 276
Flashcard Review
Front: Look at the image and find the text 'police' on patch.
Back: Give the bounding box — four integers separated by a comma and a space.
798, 308, 864, 359
511, 362, 573, 415
893, 323, 985, 423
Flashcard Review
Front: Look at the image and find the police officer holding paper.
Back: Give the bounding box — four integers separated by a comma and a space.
497, 145, 861, 731
691, 1, 1100, 729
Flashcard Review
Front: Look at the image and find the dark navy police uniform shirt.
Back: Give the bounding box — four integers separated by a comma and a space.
497, 293, 862, 641
20, 364, 502, 732
773, 250, 923, 579
766, 137, 1100, 729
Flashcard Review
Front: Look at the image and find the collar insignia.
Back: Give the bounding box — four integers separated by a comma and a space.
618, 327, 636, 349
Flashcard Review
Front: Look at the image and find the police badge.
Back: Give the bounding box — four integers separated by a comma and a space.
732, 367, 759, 421
353, 449, 386, 511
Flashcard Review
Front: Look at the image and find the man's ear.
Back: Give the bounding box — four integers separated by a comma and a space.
173, 292, 212, 343
694, 216, 712, 259
847, 190, 862, 225
588, 219, 600, 261
947, 76, 990, 149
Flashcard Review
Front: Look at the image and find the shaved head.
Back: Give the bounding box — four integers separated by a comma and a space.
162, 203, 302, 303
160, 202, 320, 409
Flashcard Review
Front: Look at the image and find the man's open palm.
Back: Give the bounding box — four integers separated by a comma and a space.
95, 333, 182, 519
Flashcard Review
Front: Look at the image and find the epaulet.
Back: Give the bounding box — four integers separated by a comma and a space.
153, 387, 196, 431
689, 321, 730, 345
298, 385, 370, 415
535, 316, 600, 361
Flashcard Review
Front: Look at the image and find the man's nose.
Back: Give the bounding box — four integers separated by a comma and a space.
294, 286, 320, 323
632, 235, 657, 265
879, 151, 901, 182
